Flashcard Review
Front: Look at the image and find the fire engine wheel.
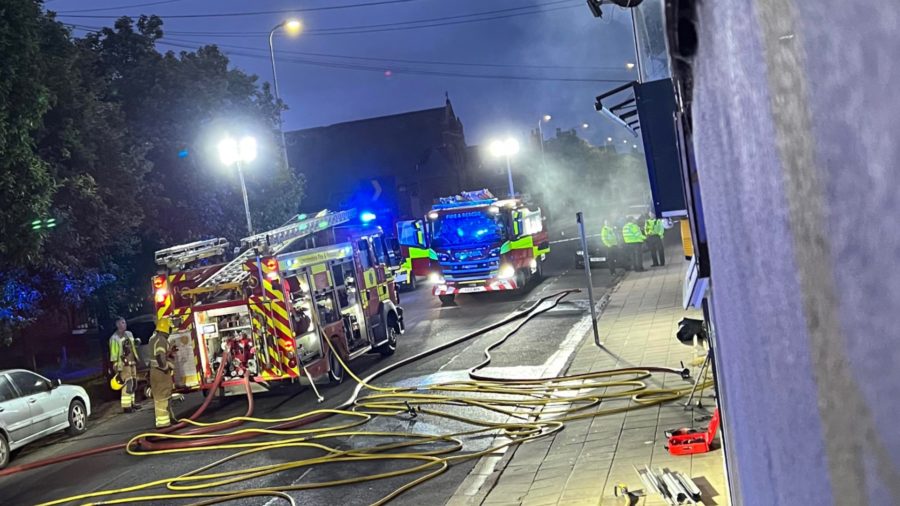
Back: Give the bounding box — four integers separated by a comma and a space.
515, 270, 527, 290
439, 294, 456, 306
377, 325, 398, 357
328, 350, 345, 385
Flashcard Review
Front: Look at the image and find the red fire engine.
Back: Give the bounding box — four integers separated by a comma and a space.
151, 209, 404, 394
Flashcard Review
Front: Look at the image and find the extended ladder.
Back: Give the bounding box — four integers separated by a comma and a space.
197, 209, 357, 289
155, 238, 229, 269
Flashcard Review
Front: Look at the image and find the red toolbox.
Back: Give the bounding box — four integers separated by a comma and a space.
665, 408, 720, 456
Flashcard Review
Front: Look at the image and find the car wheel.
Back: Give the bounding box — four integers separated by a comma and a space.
438, 294, 456, 306
0, 433, 9, 469
377, 324, 398, 357
66, 399, 88, 436
327, 348, 345, 385
515, 270, 527, 290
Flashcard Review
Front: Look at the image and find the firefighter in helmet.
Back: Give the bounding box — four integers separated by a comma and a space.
109, 317, 141, 413
149, 318, 176, 428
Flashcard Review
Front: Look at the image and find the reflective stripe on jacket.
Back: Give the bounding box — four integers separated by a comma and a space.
601, 226, 618, 247
110, 332, 136, 367
622, 222, 645, 244
149, 333, 170, 369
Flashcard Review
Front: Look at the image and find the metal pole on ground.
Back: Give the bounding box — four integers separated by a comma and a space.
577, 212, 601, 347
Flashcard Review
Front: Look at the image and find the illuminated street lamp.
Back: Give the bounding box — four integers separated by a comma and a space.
268, 18, 303, 171
218, 135, 258, 234
581, 122, 590, 129
537, 115, 551, 166
489, 137, 520, 197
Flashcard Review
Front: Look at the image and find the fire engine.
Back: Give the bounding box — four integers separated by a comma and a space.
151, 209, 404, 395
405, 190, 550, 305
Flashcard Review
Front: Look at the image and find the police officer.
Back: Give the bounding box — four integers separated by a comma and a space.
622, 216, 646, 272
109, 317, 140, 413
644, 213, 666, 267
149, 318, 175, 428
601, 219, 620, 275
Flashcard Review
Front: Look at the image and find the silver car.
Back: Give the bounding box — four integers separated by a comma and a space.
0, 369, 91, 468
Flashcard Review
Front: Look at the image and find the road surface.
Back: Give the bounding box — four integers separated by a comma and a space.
0, 237, 617, 506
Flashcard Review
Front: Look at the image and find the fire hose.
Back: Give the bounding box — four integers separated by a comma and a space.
0, 348, 251, 477
31, 289, 714, 506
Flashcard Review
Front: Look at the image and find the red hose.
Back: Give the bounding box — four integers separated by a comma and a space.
0, 351, 242, 477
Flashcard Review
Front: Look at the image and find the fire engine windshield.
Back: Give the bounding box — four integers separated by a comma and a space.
431, 209, 506, 247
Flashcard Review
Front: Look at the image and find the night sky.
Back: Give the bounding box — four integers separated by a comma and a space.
49, 0, 640, 148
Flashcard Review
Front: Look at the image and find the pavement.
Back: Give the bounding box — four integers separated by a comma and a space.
449, 251, 730, 506
0, 235, 622, 506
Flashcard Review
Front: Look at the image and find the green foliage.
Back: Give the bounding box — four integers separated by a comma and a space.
0, 0, 55, 266
0, 6, 303, 341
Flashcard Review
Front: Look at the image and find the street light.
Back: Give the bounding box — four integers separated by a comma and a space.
218, 135, 258, 235
268, 18, 303, 171
626, 62, 636, 70
537, 115, 551, 167
581, 123, 590, 129
489, 137, 520, 197
607, 137, 613, 143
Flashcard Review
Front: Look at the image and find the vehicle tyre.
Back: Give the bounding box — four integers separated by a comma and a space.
327, 348, 345, 385
438, 294, 456, 306
0, 433, 9, 469
534, 259, 544, 281
408, 274, 417, 290
515, 270, 527, 290
377, 323, 398, 357
66, 399, 88, 436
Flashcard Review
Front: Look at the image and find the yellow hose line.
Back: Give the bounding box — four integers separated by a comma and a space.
41, 303, 716, 506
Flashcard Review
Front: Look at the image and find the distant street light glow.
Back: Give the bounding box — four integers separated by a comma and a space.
607, 137, 613, 143
489, 137, 519, 157
489, 137, 520, 197
542, 114, 552, 122
284, 19, 303, 35
239, 136, 257, 162
626, 62, 636, 70
581, 123, 589, 129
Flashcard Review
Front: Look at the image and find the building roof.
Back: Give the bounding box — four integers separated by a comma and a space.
284, 100, 465, 210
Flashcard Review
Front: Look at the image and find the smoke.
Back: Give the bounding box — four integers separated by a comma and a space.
516, 130, 651, 235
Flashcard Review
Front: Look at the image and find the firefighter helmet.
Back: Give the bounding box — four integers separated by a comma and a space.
155, 318, 172, 334
110, 374, 124, 391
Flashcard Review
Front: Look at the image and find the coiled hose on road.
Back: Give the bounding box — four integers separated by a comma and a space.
32, 290, 713, 506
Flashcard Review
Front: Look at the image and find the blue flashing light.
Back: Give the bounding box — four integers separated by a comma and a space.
360, 211, 377, 223
431, 198, 497, 210
177, 149, 189, 158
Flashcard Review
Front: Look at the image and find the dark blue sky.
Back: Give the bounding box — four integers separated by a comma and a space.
50, 0, 640, 148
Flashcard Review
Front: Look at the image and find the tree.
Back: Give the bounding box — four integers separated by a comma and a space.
0, 8, 304, 345
0, 0, 55, 267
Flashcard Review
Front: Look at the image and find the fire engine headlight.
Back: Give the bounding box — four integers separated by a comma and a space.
498, 264, 515, 279
489, 248, 500, 257
438, 253, 450, 262
428, 272, 444, 284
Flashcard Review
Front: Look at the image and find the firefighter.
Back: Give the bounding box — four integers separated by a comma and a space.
601, 219, 620, 275
149, 318, 176, 428
622, 217, 646, 272
109, 317, 140, 413
644, 213, 666, 267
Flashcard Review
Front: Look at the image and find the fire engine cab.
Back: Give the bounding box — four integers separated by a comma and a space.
151, 209, 404, 394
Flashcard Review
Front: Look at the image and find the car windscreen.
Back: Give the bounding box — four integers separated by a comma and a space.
431, 210, 506, 248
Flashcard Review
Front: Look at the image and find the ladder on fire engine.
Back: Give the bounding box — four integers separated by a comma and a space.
155, 238, 230, 269
196, 209, 357, 289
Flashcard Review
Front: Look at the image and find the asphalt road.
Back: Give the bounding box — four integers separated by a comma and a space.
0, 237, 617, 506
